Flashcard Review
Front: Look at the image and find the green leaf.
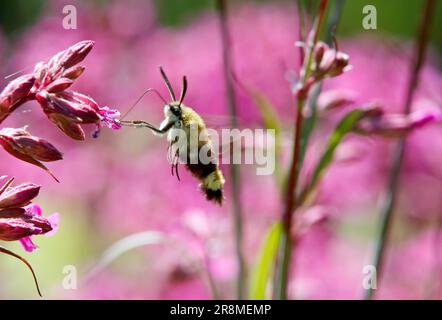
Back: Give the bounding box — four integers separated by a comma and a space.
249, 90, 281, 134
299, 108, 367, 204
298, 84, 320, 171
247, 89, 283, 188
249, 222, 282, 300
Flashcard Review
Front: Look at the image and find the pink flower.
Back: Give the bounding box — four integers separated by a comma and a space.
30, 41, 121, 140
92, 106, 122, 138
0, 178, 58, 252
354, 106, 441, 138
17, 204, 59, 252
313, 43, 351, 79
0, 40, 121, 140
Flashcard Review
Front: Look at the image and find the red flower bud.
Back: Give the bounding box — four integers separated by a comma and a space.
354, 107, 441, 138
62, 65, 85, 80
0, 181, 40, 209
0, 74, 35, 123
37, 90, 100, 124
0, 127, 63, 161
312, 41, 351, 80
0, 127, 62, 181
61, 40, 94, 70
46, 40, 94, 77
317, 49, 336, 74
313, 42, 328, 67
328, 52, 351, 77
60, 91, 99, 111
46, 113, 86, 141
0, 206, 53, 241
45, 78, 74, 93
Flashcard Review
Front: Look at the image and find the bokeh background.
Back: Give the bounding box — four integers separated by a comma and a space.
0, 0, 441, 299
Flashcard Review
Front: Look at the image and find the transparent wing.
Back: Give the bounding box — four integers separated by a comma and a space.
201, 117, 279, 158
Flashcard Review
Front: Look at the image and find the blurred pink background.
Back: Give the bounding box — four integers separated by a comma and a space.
0, 0, 441, 299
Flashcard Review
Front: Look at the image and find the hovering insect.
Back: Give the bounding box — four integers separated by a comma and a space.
118, 67, 225, 205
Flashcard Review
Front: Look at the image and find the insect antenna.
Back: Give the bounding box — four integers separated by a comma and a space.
178, 76, 188, 107
120, 88, 168, 120
4, 69, 27, 80
159, 66, 176, 101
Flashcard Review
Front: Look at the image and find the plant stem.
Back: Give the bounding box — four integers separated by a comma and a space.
203, 244, 221, 300
0, 245, 42, 297
274, 0, 328, 300
216, 0, 246, 300
364, 0, 436, 300
273, 96, 305, 300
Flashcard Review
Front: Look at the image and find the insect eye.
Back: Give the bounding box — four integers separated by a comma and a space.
170, 105, 181, 116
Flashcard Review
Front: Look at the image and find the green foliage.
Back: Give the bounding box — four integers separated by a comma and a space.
298, 85, 320, 172
0, 0, 441, 55
247, 88, 283, 187
339, 0, 442, 54
0, 0, 46, 38
249, 222, 281, 299
154, 0, 214, 26
299, 108, 367, 203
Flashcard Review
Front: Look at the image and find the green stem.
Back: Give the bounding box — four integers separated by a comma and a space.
203, 244, 221, 300
0, 245, 42, 297
216, 0, 246, 300
274, 96, 305, 300
364, 0, 436, 300
274, 0, 328, 300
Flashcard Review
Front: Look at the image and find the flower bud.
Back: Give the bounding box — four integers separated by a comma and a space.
61, 91, 99, 111
47, 113, 86, 141
37, 91, 100, 123
354, 108, 441, 138
47, 41, 94, 76
328, 52, 351, 77
0, 127, 62, 181
0, 205, 53, 242
0, 127, 63, 162
0, 217, 43, 241
61, 40, 94, 70
0, 182, 40, 209
317, 49, 336, 74
312, 43, 351, 80
33, 61, 48, 86
0, 74, 35, 122
62, 65, 85, 80
45, 78, 74, 93
313, 42, 328, 67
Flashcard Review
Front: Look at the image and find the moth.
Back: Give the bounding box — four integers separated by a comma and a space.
118, 67, 225, 204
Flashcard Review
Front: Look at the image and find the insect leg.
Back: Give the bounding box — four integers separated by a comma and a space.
170, 146, 175, 177
170, 148, 181, 181
118, 120, 173, 134
174, 155, 181, 181
167, 144, 172, 163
